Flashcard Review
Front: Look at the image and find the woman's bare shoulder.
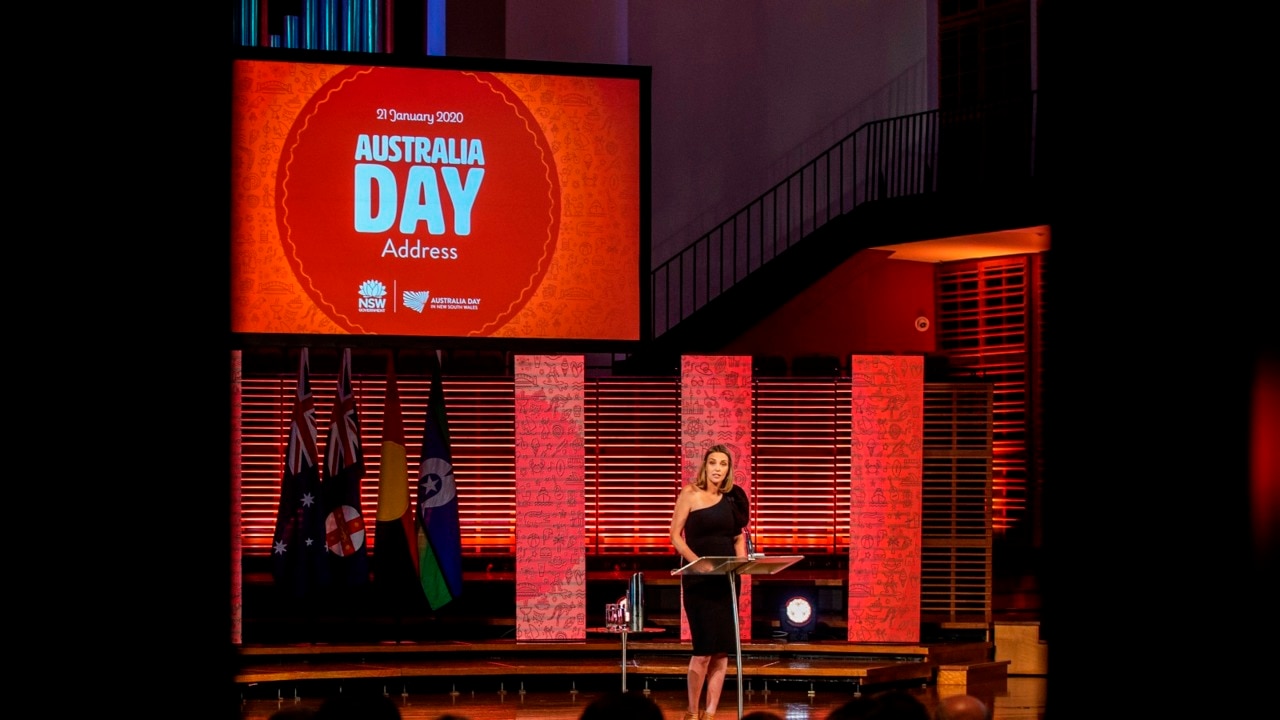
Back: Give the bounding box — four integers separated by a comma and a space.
674, 483, 700, 506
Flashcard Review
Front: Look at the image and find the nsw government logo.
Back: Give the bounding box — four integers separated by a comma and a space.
357, 279, 387, 312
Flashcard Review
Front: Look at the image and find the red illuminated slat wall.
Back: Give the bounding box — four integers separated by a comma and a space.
233, 359, 992, 628
236, 372, 978, 562
514, 355, 587, 640
231, 351, 244, 645
584, 378, 680, 555
935, 254, 1043, 534
753, 378, 851, 552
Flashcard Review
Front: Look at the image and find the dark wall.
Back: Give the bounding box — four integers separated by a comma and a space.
444, 0, 506, 58
720, 256, 936, 365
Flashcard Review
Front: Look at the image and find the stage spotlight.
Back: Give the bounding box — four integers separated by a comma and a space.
779, 591, 817, 641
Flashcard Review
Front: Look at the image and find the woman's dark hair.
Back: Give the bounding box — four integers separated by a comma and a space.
726, 484, 750, 530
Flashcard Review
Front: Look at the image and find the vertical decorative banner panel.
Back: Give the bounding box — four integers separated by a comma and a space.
515, 355, 587, 640
680, 355, 754, 641
848, 355, 923, 642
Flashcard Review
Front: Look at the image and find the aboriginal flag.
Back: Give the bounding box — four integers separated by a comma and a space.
374, 353, 427, 614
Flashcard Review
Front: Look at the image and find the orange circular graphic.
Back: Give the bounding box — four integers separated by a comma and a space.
277, 66, 560, 336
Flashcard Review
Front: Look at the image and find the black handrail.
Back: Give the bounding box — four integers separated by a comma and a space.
650, 93, 1038, 339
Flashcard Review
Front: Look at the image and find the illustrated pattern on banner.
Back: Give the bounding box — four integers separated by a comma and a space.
514, 355, 587, 640
847, 354, 924, 642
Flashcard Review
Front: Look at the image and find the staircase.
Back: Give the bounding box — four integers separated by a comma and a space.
622, 93, 1044, 372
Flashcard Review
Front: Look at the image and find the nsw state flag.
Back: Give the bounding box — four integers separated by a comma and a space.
322, 348, 369, 589
417, 362, 463, 610
374, 354, 427, 614
272, 348, 331, 599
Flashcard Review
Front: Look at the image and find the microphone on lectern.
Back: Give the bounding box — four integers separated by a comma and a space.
627, 571, 645, 631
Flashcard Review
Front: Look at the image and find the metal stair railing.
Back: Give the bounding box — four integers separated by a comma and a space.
649, 92, 1038, 340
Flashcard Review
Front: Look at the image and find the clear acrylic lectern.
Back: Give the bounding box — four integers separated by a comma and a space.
672, 555, 803, 720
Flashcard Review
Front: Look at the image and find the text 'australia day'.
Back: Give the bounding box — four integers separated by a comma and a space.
353, 134, 485, 236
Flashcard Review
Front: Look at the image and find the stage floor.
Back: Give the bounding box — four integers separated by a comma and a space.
238, 677, 1046, 720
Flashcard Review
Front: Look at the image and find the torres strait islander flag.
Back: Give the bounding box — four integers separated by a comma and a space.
417, 361, 463, 610
322, 347, 369, 588
374, 354, 425, 610
271, 348, 331, 599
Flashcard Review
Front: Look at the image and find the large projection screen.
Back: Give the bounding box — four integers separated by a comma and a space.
231, 49, 650, 348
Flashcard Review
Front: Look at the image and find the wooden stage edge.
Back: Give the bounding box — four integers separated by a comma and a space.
235, 638, 998, 691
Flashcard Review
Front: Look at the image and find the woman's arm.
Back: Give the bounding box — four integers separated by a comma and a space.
669, 484, 699, 564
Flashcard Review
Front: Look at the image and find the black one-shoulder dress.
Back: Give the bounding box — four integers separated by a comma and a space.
681, 495, 741, 655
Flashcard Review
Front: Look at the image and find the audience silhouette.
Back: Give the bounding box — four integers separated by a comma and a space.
312, 693, 402, 719
826, 689, 931, 720
934, 693, 989, 720
579, 690, 666, 720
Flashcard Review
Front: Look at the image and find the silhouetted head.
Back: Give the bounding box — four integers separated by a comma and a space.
935, 694, 989, 720
579, 691, 664, 720
833, 690, 929, 720
313, 694, 401, 720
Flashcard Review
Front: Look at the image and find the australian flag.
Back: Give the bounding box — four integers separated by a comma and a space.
272, 348, 331, 599
322, 347, 369, 589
